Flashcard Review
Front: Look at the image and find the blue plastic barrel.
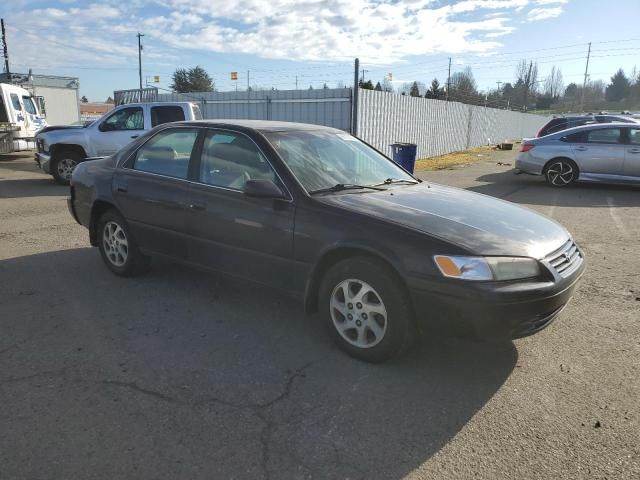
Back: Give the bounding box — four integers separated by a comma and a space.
390, 143, 417, 173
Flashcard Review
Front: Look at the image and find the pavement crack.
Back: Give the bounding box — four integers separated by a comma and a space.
0, 368, 66, 387
102, 380, 186, 405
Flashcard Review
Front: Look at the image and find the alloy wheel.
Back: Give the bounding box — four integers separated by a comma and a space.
330, 279, 388, 349
102, 221, 128, 267
57, 158, 78, 180
546, 161, 575, 186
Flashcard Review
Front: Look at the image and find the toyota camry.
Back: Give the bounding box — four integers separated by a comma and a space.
68, 120, 585, 362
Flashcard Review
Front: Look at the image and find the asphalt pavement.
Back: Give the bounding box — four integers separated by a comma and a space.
1, 150, 638, 479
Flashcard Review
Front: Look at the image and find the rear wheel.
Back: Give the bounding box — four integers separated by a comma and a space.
51, 150, 82, 185
319, 256, 415, 363
544, 158, 578, 187
97, 209, 150, 276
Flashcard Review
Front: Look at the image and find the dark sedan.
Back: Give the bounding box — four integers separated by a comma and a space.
68, 120, 585, 362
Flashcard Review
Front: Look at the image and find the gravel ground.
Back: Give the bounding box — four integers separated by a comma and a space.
1, 151, 638, 479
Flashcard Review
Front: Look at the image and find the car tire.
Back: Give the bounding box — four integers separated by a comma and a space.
51, 150, 82, 185
97, 209, 151, 277
544, 158, 578, 187
319, 256, 415, 363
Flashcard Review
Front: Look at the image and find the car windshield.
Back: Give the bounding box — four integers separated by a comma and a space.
264, 130, 415, 193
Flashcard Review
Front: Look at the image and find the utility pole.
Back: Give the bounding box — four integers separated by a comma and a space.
137, 33, 144, 101
353, 58, 359, 135
523, 61, 533, 112
496, 81, 502, 92
446, 57, 452, 101
581, 42, 591, 112
360, 68, 368, 84
295, 75, 298, 90
247, 70, 250, 91
1, 19, 10, 78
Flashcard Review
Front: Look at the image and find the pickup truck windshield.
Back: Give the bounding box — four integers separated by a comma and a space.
264, 130, 414, 193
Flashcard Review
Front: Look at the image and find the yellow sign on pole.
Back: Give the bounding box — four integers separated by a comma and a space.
230, 72, 238, 80
153, 75, 160, 83
387, 72, 393, 81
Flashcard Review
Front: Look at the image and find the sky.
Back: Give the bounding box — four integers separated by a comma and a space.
2, 0, 639, 101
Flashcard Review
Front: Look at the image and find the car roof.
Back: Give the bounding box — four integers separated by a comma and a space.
179, 119, 344, 133
544, 121, 638, 137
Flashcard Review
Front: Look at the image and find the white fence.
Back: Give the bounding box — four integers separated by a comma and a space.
357, 89, 550, 159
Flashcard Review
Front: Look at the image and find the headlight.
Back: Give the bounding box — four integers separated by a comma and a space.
434, 255, 540, 281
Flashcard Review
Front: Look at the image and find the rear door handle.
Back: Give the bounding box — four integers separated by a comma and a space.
115, 183, 128, 193
628, 148, 640, 154
189, 201, 206, 211
575, 146, 587, 151
130, 135, 139, 139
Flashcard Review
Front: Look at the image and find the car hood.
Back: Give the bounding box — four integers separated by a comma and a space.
315, 183, 569, 259
36, 125, 83, 135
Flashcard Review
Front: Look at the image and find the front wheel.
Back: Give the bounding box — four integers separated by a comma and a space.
319, 257, 415, 363
97, 210, 150, 276
545, 158, 578, 187
51, 151, 82, 185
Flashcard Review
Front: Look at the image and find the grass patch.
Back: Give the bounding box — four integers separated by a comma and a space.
415, 145, 498, 171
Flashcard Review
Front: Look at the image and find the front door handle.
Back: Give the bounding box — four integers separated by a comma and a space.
130, 135, 139, 139
189, 201, 206, 211
575, 146, 587, 151
115, 183, 128, 193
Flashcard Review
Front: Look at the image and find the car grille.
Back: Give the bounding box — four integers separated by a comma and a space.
545, 240, 582, 277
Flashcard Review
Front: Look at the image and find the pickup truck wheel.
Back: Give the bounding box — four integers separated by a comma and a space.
97, 210, 151, 277
319, 256, 415, 363
51, 151, 82, 185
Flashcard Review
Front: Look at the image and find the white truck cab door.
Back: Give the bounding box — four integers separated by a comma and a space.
92, 106, 146, 157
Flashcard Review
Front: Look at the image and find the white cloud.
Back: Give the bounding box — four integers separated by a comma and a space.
5, 0, 567, 71
527, 6, 564, 20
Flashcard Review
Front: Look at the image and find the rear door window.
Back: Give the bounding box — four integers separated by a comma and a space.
586, 128, 622, 144
151, 106, 186, 127
561, 132, 586, 143
132, 128, 198, 179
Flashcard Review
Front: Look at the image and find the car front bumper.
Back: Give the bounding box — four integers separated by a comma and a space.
36, 152, 52, 173
409, 256, 585, 341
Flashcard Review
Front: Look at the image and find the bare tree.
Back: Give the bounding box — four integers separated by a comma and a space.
515, 59, 539, 110
544, 66, 564, 99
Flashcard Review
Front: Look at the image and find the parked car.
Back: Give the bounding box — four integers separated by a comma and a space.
68, 120, 584, 362
517, 122, 640, 187
35, 101, 202, 184
536, 114, 638, 137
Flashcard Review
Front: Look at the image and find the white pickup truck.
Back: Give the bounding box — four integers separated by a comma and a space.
35, 101, 202, 184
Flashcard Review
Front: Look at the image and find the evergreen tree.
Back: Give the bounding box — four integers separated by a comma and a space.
170, 66, 215, 93
605, 69, 630, 102
409, 81, 420, 97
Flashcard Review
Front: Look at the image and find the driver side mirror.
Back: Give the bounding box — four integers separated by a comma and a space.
243, 179, 286, 199
99, 122, 113, 132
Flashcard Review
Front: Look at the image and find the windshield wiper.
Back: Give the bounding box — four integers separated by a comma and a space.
308, 183, 386, 195
373, 178, 420, 186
